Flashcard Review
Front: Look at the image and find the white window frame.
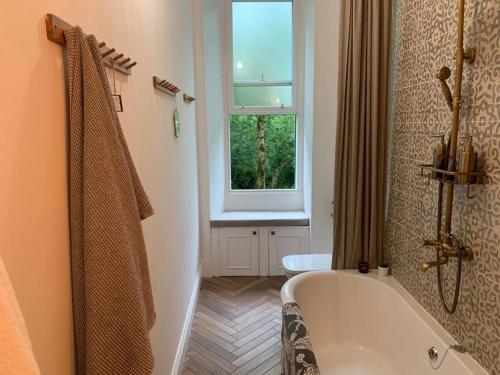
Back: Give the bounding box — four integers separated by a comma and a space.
223, 0, 304, 211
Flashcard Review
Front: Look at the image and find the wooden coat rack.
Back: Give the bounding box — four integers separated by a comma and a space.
153, 76, 196, 103
153, 76, 181, 96
45, 13, 137, 75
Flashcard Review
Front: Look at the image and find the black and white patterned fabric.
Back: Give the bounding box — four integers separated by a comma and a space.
281, 302, 320, 375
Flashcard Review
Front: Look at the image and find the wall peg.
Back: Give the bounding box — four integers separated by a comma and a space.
183, 94, 196, 103
153, 76, 181, 96
45, 13, 137, 76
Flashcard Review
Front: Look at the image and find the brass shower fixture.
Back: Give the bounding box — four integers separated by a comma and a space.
436, 49, 476, 112
421, 237, 474, 273
463, 47, 476, 63
417, 0, 481, 315
436, 66, 453, 111
421, 258, 448, 273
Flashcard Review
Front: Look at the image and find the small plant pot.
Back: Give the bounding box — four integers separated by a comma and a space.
378, 266, 389, 276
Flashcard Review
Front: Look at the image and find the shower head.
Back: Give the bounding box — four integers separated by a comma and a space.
436, 66, 453, 111
436, 66, 452, 81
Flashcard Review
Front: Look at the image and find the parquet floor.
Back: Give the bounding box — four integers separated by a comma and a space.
181, 276, 287, 375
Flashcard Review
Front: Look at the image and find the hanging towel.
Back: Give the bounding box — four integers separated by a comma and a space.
65, 26, 155, 375
0, 255, 41, 375
281, 302, 320, 375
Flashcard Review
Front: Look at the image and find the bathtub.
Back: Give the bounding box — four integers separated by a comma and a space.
281, 270, 488, 375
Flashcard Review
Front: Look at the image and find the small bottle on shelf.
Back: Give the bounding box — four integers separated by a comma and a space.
457, 135, 478, 184
432, 134, 449, 179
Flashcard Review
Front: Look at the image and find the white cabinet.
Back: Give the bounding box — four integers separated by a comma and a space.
213, 225, 310, 277
219, 227, 260, 276
268, 226, 310, 276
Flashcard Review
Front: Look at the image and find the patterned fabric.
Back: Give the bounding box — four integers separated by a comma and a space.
281, 302, 320, 375
65, 26, 156, 375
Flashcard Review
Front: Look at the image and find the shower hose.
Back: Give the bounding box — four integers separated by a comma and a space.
435, 182, 463, 315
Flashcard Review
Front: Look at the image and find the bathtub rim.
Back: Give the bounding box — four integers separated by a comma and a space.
280, 270, 488, 375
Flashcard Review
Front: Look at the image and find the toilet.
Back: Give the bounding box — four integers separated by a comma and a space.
282, 253, 332, 278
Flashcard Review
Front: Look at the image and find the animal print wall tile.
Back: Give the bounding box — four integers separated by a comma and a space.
386, 0, 500, 373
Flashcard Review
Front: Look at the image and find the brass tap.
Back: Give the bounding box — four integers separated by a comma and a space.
442, 243, 460, 257
421, 238, 474, 272
421, 257, 449, 272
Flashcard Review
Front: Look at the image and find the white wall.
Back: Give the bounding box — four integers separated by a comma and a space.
195, 0, 227, 274
0, 1, 201, 374
203, 0, 227, 220
302, 0, 316, 219
308, 0, 340, 253
193, 0, 213, 277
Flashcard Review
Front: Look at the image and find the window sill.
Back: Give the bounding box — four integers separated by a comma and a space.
210, 211, 309, 228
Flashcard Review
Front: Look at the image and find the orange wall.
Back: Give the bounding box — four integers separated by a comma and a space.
0, 1, 200, 374
0, 3, 74, 374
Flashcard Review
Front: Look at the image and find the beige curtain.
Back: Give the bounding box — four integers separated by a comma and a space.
332, 0, 392, 269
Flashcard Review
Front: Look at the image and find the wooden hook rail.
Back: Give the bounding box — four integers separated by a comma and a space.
45, 13, 137, 75
153, 76, 196, 103
153, 76, 181, 96
183, 94, 196, 103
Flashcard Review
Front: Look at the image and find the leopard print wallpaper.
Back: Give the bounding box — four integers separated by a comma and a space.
385, 0, 500, 373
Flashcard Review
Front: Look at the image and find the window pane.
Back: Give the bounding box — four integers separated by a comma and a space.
230, 114, 296, 190
234, 86, 292, 107
232, 1, 293, 104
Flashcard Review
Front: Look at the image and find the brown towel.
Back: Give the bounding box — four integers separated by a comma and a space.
65, 26, 155, 375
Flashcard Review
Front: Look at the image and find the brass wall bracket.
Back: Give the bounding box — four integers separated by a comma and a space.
463, 47, 476, 63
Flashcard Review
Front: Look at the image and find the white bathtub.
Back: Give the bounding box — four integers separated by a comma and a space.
281, 270, 488, 375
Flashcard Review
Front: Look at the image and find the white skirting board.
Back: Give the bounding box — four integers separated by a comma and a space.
170, 266, 202, 375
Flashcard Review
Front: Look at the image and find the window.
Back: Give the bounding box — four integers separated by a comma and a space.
230, 114, 296, 189
232, 1, 293, 108
227, 0, 299, 192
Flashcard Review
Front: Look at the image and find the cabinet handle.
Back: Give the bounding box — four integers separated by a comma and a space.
253, 231, 257, 235
271, 231, 275, 235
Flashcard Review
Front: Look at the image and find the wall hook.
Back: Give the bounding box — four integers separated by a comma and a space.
45, 13, 137, 76
466, 185, 475, 199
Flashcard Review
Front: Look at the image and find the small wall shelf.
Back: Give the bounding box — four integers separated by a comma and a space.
417, 163, 485, 185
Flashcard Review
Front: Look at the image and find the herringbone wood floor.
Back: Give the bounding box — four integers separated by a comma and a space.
181, 276, 287, 375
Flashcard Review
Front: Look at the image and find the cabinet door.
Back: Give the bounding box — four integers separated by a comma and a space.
219, 228, 260, 276
268, 226, 310, 276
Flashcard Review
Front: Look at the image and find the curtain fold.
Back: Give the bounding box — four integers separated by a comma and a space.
332, 0, 392, 269
66, 26, 156, 375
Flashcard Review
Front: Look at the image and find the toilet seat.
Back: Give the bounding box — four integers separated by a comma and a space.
282, 253, 332, 277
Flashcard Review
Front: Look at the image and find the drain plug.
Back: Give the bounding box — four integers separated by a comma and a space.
428, 346, 439, 362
